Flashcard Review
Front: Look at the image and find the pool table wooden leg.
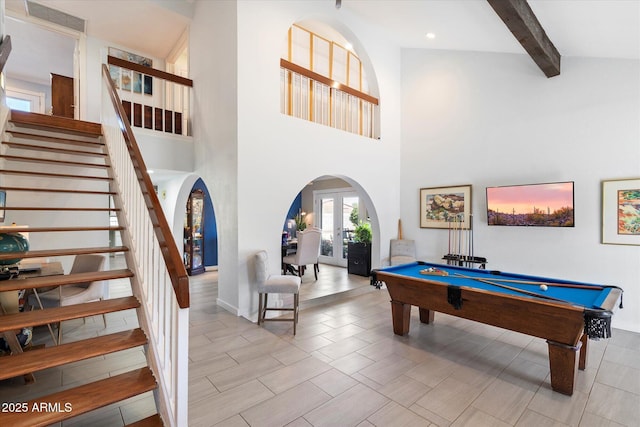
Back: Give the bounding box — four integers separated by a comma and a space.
579, 334, 588, 370
547, 339, 582, 396
419, 308, 434, 324
391, 301, 411, 335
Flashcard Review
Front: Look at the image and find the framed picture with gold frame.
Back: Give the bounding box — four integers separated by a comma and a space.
420, 185, 472, 229
602, 178, 640, 245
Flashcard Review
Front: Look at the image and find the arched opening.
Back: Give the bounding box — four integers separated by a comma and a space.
280, 20, 380, 139
151, 172, 218, 274
282, 175, 379, 303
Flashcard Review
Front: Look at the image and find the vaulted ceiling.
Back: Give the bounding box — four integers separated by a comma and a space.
3, 0, 638, 86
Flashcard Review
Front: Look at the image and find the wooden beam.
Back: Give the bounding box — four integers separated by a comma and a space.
487, 0, 561, 77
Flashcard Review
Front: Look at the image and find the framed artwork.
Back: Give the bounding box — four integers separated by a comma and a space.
108, 47, 153, 95
420, 185, 472, 229
0, 190, 6, 222
602, 178, 640, 245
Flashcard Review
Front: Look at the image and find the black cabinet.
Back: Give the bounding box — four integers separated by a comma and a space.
184, 189, 205, 276
347, 242, 371, 277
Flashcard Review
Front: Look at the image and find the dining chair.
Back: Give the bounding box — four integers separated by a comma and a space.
255, 250, 301, 335
390, 239, 417, 266
29, 254, 106, 344
282, 227, 321, 279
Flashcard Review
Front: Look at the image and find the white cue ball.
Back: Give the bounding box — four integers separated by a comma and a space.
539, 284, 548, 291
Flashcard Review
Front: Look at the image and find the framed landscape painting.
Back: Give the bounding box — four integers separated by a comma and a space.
602, 178, 640, 245
420, 185, 471, 229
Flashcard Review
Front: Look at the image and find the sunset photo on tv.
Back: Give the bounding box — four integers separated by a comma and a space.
486, 182, 574, 227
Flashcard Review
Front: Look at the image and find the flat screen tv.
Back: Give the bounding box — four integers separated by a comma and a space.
486, 181, 574, 227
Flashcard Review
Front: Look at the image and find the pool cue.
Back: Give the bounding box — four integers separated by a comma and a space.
457, 215, 461, 260
448, 220, 451, 256
472, 276, 605, 291
452, 273, 569, 303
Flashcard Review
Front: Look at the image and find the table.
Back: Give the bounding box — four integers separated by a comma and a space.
371, 261, 623, 395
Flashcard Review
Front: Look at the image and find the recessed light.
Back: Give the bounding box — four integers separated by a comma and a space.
425, 33, 436, 40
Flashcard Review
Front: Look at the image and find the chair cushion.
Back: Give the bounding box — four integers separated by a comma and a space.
258, 274, 301, 293
282, 254, 296, 264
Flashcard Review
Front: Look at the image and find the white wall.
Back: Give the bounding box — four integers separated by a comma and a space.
190, 0, 403, 319
401, 49, 640, 332
190, 0, 240, 314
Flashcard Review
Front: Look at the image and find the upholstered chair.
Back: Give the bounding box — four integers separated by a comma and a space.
282, 227, 322, 279
390, 239, 417, 266
255, 250, 301, 335
30, 254, 106, 344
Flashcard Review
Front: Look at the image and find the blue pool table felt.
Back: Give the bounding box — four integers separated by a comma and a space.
377, 262, 615, 310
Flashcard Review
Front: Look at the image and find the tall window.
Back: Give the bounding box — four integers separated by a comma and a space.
280, 24, 378, 139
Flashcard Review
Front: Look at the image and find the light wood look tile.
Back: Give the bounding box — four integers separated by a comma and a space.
2, 260, 638, 427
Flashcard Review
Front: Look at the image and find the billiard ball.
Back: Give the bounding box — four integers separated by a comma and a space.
539, 284, 548, 291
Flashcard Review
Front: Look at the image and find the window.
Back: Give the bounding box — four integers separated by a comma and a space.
281, 24, 379, 139
6, 88, 46, 113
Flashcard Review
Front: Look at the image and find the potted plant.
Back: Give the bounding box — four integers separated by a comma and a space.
348, 221, 372, 276
294, 213, 307, 232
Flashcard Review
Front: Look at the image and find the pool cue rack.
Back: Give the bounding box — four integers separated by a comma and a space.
444, 213, 486, 268
442, 254, 487, 269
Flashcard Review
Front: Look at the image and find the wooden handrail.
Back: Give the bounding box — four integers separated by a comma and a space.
101, 64, 190, 308
0, 35, 11, 74
280, 58, 379, 105
107, 55, 193, 87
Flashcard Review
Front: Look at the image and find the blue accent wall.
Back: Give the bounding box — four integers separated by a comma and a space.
191, 178, 218, 266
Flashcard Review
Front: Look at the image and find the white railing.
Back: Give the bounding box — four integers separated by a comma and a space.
280, 59, 378, 139
101, 65, 189, 427
107, 55, 193, 136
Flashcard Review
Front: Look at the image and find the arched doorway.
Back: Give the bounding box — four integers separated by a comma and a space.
283, 175, 379, 302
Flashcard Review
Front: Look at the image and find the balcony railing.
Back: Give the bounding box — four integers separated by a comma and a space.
280, 59, 379, 139
107, 55, 193, 136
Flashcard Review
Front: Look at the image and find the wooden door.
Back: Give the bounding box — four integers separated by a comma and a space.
51, 73, 74, 118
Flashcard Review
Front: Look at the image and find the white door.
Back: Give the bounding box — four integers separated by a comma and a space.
315, 190, 360, 267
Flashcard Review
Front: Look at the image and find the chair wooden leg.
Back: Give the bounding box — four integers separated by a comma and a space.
57, 322, 62, 345
314, 263, 318, 280
257, 293, 263, 325
293, 293, 299, 335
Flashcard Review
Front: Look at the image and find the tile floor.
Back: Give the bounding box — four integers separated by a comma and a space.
1, 256, 638, 426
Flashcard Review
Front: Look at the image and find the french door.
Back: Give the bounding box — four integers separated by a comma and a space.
315, 190, 360, 267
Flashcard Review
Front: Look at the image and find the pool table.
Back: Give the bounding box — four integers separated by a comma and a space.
371, 261, 623, 395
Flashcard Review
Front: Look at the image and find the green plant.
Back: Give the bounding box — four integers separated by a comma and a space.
294, 213, 307, 231
353, 221, 372, 243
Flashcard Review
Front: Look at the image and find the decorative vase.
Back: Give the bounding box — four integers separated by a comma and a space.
0, 233, 29, 265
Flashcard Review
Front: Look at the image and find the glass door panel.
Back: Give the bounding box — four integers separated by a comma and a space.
316, 191, 359, 267
319, 197, 334, 257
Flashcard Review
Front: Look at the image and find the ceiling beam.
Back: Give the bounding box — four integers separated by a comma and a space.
487, 0, 561, 77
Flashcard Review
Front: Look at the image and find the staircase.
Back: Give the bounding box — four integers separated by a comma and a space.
0, 111, 163, 426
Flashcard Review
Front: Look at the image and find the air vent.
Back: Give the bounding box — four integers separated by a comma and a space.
25, 1, 85, 33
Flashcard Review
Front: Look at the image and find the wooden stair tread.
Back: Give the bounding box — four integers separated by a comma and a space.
0, 367, 156, 427
0, 169, 112, 181
2, 140, 107, 157
6, 131, 104, 148
0, 296, 140, 332
9, 110, 102, 137
0, 154, 109, 169
0, 329, 147, 380
3, 206, 119, 212
0, 186, 116, 195
0, 269, 134, 292
0, 246, 129, 261
126, 414, 163, 426
3, 225, 124, 233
